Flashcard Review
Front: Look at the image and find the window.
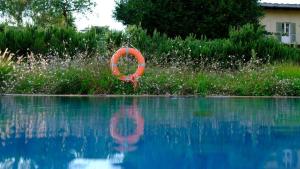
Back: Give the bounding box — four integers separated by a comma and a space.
282, 23, 290, 36
276, 22, 296, 44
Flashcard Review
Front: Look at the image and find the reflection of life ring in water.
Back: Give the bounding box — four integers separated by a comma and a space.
110, 104, 144, 146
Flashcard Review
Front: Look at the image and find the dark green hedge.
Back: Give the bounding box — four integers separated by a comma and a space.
125, 24, 300, 68
0, 24, 299, 68
0, 24, 104, 58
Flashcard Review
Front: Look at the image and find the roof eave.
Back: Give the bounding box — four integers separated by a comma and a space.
260, 3, 300, 10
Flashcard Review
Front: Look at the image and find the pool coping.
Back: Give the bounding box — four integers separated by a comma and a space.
1, 94, 300, 98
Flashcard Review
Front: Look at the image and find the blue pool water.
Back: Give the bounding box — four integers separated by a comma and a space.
0, 96, 300, 169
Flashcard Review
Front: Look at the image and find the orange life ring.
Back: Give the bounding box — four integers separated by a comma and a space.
110, 105, 144, 145
111, 48, 145, 82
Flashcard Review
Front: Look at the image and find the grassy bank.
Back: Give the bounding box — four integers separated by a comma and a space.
1, 53, 299, 96
0, 24, 300, 96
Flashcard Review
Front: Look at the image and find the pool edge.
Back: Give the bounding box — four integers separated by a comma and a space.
1, 94, 300, 98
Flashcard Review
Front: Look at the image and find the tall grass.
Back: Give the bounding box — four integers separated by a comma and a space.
0, 49, 14, 93
2, 51, 299, 96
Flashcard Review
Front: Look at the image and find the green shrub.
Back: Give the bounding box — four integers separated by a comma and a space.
0, 24, 299, 69
0, 50, 14, 93
0, 25, 103, 59
118, 24, 300, 68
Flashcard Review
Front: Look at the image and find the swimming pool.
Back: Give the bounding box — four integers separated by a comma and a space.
0, 96, 300, 169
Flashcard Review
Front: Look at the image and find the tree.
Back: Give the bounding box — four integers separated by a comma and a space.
114, 0, 263, 39
30, 0, 95, 27
0, 0, 32, 25
0, 0, 95, 27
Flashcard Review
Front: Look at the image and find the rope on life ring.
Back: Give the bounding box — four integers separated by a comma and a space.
111, 48, 145, 88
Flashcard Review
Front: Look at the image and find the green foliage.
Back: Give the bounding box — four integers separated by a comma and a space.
30, 0, 95, 27
3, 57, 300, 96
0, 0, 32, 25
0, 24, 299, 68
122, 24, 300, 68
0, 0, 95, 27
0, 50, 14, 93
114, 0, 263, 39
0, 25, 102, 58
275, 64, 300, 79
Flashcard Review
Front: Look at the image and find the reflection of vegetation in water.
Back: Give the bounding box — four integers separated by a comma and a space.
193, 111, 213, 117
274, 112, 300, 127
196, 98, 300, 127
1, 96, 300, 141
0, 114, 8, 122
0, 96, 140, 140
0, 113, 9, 139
